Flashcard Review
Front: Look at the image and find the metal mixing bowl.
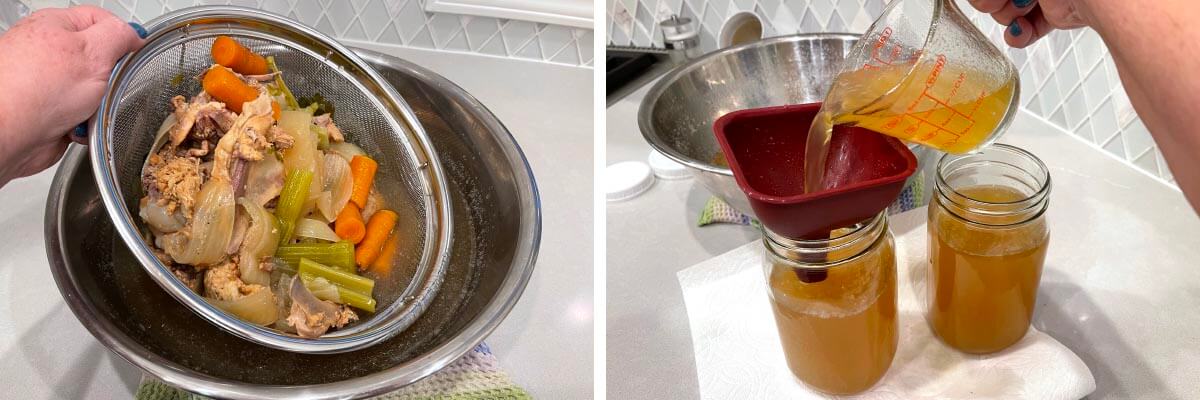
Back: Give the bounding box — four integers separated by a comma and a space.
639, 33, 863, 215
45, 49, 539, 399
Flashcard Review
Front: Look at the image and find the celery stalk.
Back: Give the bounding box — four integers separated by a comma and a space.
297, 257, 374, 296
276, 169, 313, 246
312, 124, 329, 150
333, 284, 375, 313
266, 56, 299, 109
300, 273, 376, 313
275, 242, 355, 271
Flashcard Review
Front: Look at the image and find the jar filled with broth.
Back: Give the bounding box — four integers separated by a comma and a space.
764, 212, 898, 394
927, 144, 1051, 354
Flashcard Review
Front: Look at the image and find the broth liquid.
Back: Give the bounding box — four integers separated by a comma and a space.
803, 63, 1016, 193
768, 237, 898, 394
927, 185, 1048, 353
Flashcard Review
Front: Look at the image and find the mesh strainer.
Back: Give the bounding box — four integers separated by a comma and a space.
88, 6, 453, 354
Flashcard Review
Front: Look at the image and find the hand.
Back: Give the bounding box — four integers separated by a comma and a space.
968, 0, 1090, 48
0, 6, 143, 186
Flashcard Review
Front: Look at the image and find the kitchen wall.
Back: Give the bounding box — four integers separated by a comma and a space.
19, 0, 594, 67
607, 0, 1175, 186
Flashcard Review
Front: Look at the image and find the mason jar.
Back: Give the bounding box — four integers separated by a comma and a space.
763, 212, 898, 395
927, 143, 1051, 354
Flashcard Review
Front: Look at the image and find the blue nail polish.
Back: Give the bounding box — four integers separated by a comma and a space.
128, 22, 147, 39
1013, 0, 1034, 8
72, 123, 88, 138
1008, 21, 1023, 36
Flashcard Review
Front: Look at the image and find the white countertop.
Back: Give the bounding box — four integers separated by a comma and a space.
607, 82, 1200, 399
0, 45, 593, 399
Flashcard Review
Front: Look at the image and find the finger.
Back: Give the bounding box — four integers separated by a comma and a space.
79, 10, 144, 65
968, 0, 1008, 13
19, 8, 77, 31
1004, 7, 1054, 48
990, 0, 1039, 25
56, 5, 120, 31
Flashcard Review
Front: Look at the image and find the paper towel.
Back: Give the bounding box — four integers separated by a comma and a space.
678, 208, 1095, 400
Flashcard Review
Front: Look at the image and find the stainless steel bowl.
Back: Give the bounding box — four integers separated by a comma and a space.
45, 49, 539, 399
638, 33, 859, 215
640, 33, 940, 214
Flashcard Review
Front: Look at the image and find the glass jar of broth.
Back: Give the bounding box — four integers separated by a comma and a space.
927, 144, 1050, 354
763, 212, 898, 395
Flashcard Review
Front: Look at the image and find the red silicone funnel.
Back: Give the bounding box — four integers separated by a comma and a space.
713, 103, 918, 239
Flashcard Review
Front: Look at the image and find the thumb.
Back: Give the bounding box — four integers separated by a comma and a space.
71, 7, 144, 66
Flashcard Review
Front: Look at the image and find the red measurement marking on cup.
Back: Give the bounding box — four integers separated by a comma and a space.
863, 27, 896, 70
887, 54, 980, 145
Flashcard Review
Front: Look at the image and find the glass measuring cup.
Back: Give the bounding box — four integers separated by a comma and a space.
821, 0, 1020, 155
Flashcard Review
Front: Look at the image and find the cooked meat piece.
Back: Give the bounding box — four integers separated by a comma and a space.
233, 125, 273, 162
206, 103, 235, 124
312, 114, 344, 142
212, 95, 276, 182
169, 95, 226, 148
186, 140, 210, 157
243, 72, 280, 82
192, 107, 236, 141
155, 231, 187, 264
266, 125, 294, 150
285, 277, 358, 338
203, 260, 265, 301
143, 153, 203, 214
149, 244, 202, 292
168, 264, 202, 293
361, 188, 383, 221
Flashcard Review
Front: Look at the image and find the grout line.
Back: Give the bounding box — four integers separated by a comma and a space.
337, 37, 594, 68
1022, 109, 1180, 190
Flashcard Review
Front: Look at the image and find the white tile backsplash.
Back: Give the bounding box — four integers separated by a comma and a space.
17, 0, 592, 67
607, 0, 1175, 186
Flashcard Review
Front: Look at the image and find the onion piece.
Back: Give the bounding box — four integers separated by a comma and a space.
238, 198, 280, 286
272, 272, 296, 332
327, 141, 365, 162
169, 179, 235, 266
315, 191, 334, 222
294, 218, 340, 242
279, 110, 323, 196
226, 209, 250, 255
318, 153, 353, 220
139, 196, 186, 233
144, 114, 177, 164
209, 289, 277, 326
303, 276, 341, 303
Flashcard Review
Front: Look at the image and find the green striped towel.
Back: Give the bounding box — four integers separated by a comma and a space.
135, 343, 530, 400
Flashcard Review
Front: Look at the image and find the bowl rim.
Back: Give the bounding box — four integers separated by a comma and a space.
46, 47, 541, 399
636, 32, 862, 177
